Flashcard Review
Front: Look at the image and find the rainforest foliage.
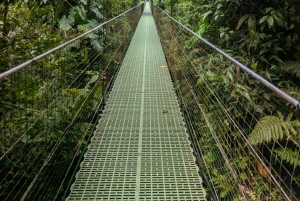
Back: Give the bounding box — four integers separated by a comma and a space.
156, 0, 300, 88
153, 0, 300, 200
1, 0, 300, 200
0, 0, 140, 200
0, 0, 139, 70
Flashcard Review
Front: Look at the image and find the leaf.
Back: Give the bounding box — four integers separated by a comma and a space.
91, 8, 103, 19
91, 39, 102, 51
227, 71, 233, 81
80, 0, 87, 5
88, 33, 99, 39
204, 152, 215, 164
244, 92, 251, 102
251, 62, 258, 71
285, 36, 291, 50
87, 19, 99, 29
290, 23, 295, 30
69, 40, 80, 49
274, 148, 300, 168
30, 137, 44, 143
54, 1, 64, 21
196, 77, 205, 86
220, 190, 228, 198
240, 172, 247, 180
259, 48, 269, 55
263, 93, 270, 100
248, 112, 296, 145
282, 61, 300, 78
248, 14, 256, 41
273, 15, 284, 27
201, 10, 213, 23
59, 15, 75, 31
20, 135, 30, 143
266, 71, 271, 80
265, 7, 274, 13
77, 24, 87, 32
236, 14, 251, 30
75, 5, 86, 22
197, 24, 206, 36
267, 16, 274, 27
86, 75, 99, 88
259, 16, 268, 24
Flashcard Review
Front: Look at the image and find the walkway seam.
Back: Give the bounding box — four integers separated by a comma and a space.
135, 10, 148, 200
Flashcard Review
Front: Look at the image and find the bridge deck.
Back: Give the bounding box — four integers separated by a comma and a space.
67, 3, 206, 200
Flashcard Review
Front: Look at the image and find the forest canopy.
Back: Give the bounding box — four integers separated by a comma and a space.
0, 0, 140, 71
155, 0, 300, 90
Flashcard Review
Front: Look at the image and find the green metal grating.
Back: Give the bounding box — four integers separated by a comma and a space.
66, 3, 206, 200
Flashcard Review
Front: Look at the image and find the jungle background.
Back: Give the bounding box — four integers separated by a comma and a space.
1, 0, 300, 200
152, 0, 300, 200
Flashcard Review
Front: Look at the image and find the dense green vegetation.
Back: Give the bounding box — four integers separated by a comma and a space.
152, 0, 300, 200
156, 0, 300, 89
1, 0, 300, 200
0, 0, 139, 70
0, 0, 142, 200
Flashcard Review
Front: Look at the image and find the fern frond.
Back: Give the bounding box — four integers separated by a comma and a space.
282, 61, 300, 78
282, 86, 300, 101
248, 112, 294, 145
274, 148, 300, 168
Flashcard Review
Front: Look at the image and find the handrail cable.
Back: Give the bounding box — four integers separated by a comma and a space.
0, 4, 144, 200
153, 3, 299, 200
152, 5, 300, 109
0, 3, 142, 80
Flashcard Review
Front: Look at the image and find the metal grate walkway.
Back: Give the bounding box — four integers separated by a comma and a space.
67, 3, 206, 200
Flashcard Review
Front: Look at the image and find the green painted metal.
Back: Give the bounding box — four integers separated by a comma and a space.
66, 3, 206, 200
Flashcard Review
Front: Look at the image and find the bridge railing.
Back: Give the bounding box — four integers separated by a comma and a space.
0, 4, 144, 201
152, 4, 300, 201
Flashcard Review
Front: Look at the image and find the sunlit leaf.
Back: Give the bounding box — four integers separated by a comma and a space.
267, 16, 274, 27
251, 62, 258, 71
236, 14, 251, 30
248, 14, 256, 40
59, 15, 75, 31
259, 16, 268, 24
265, 7, 274, 13
201, 10, 213, 23
240, 172, 247, 180
91, 39, 102, 51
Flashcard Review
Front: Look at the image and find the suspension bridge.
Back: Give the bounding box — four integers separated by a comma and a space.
1, 2, 299, 201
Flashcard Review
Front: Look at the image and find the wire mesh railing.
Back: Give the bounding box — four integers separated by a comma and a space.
152, 4, 300, 201
0, 4, 144, 201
